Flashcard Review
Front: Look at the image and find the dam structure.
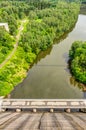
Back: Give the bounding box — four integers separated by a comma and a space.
0, 99, 86, 129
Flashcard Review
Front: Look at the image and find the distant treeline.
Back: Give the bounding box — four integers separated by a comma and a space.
0, 0, 80, 35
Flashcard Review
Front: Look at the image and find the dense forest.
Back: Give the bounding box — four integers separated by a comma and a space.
0, 0, 80, 96
0, 28, 15, 63
69, 41, 86, 84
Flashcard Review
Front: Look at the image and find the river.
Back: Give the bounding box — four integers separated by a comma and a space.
10, 14, 86, 99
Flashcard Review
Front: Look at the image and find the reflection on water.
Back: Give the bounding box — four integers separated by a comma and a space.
34, 47, 52, 65
70, 77, 86, 91
80, 4, 86, 15
10, 15, 86, 99
84, 92, 86, 98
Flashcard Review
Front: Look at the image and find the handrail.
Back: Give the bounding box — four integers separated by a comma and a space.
0, 99, 86, 109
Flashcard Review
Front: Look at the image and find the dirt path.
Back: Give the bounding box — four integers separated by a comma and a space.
0, 20, 27, 69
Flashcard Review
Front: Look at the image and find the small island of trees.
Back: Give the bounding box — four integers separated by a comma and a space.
69, 41, 86, 84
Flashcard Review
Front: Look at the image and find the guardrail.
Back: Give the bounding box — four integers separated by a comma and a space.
0, 99, 86, 112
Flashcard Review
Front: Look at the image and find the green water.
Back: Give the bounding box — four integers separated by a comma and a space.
10, 15, 86, 99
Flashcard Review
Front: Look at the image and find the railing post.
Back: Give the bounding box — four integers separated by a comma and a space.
65, 108, 71, 113
16, 109, 21, 112
33, 108, 37, 113
50, 108, 54, 113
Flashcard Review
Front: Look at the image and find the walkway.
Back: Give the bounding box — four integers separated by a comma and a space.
0, 20, 27, 69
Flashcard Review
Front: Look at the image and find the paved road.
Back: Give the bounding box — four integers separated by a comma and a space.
0, 112, 86, 130
0, 20, 27, 69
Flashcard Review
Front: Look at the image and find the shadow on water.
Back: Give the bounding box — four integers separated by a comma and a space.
32, 47, 52, 66
33, 24, 76, 66
69, 76, 86, 99
80, 3, 86, 15
30, 28, 73, 69
68, 57, 86, 96
70, 76, 86, 89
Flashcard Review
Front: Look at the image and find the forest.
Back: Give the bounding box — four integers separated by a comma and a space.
69, 41, 86, 84
0, 0, 80, 96
0, 28, 15, 63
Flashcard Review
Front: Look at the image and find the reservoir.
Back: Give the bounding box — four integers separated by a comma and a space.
10, 14, 86, 99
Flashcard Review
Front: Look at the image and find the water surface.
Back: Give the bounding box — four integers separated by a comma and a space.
10, 15, 86, 99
